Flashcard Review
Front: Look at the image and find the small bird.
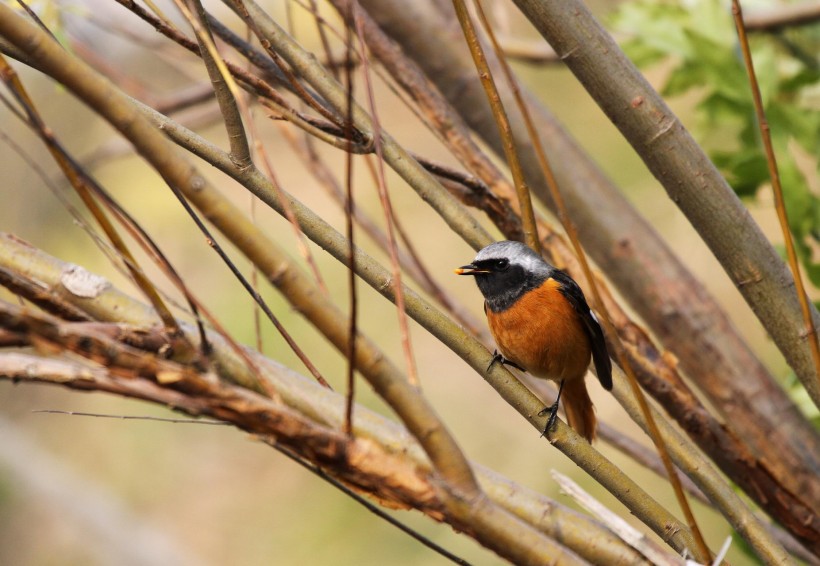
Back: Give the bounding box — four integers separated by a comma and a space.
456, 241, 612, 442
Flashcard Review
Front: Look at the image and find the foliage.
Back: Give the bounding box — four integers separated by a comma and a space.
612, 0, 820, 285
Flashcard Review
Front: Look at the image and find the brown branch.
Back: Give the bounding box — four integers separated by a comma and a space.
182, 0, 252, 170
744, 1, 820, 31
0, 351, 445, 520
342, 6, 359, 436
451, 0, 540, 253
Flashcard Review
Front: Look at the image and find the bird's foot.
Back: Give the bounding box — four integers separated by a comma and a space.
487, 350, 525, 373
538, 401, 560, 438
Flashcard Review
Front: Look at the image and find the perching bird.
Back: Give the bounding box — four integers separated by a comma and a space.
456, 241, 612, 442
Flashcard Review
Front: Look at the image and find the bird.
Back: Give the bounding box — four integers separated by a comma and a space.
456, 240, 612, 442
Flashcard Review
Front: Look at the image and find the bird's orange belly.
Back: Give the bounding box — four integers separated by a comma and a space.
487, 279, 591, 382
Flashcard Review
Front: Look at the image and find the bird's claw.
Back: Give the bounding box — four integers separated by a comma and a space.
538, 401, 560, 438
487, 350, 525, 373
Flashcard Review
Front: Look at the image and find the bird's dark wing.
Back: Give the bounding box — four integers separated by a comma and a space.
552, 270, 612, 390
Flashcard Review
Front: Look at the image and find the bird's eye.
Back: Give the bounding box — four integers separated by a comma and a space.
495, 259, 509, 271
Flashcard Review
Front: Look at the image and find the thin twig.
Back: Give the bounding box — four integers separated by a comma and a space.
731, 0, 820, 405
28, 406, 470, 564
166, 181, 331, 389
451, 0, 540, 253
353, 8, 420, 387
342, 2, 358, 436
179, 0, 252, 170
32, 410, 228, 425
304, 0, 339, 81
551, 470, 679, 566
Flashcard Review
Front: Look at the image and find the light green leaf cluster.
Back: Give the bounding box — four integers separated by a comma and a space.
613, 0, 820, 283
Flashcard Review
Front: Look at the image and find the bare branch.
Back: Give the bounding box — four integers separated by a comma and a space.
745, 1, 820, 31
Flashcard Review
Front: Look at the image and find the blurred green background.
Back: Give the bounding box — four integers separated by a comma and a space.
0, 0, 804, 564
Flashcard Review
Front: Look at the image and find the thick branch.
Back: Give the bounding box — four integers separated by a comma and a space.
0, 350, 446, 520
510, 0, 820, 410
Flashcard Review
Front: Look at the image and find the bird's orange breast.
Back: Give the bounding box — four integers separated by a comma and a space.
486, 278, 591, 382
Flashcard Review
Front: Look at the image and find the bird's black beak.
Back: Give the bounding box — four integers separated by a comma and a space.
454, 263, 488, 276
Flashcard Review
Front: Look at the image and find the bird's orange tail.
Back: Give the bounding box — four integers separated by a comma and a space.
562, 378, 597, 442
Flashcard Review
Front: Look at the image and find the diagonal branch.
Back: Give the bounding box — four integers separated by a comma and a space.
509, 0, 820, 411
451, 0, 540, 252
181, 0, 252, 170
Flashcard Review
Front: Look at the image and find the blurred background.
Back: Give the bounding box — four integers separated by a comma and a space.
0, 0, 808, 564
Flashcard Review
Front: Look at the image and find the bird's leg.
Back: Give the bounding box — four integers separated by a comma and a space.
487, 350, 526, 372
538, 380, 565, 438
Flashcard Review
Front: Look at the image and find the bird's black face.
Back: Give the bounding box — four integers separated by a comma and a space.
456, 256, 544, 312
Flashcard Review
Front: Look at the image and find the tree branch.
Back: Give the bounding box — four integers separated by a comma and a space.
509, 0, 820, 412
745, 1, 820, 31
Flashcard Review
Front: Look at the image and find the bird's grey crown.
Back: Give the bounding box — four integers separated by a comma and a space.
473, 241, 552, 277
470, 241, 554, 312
